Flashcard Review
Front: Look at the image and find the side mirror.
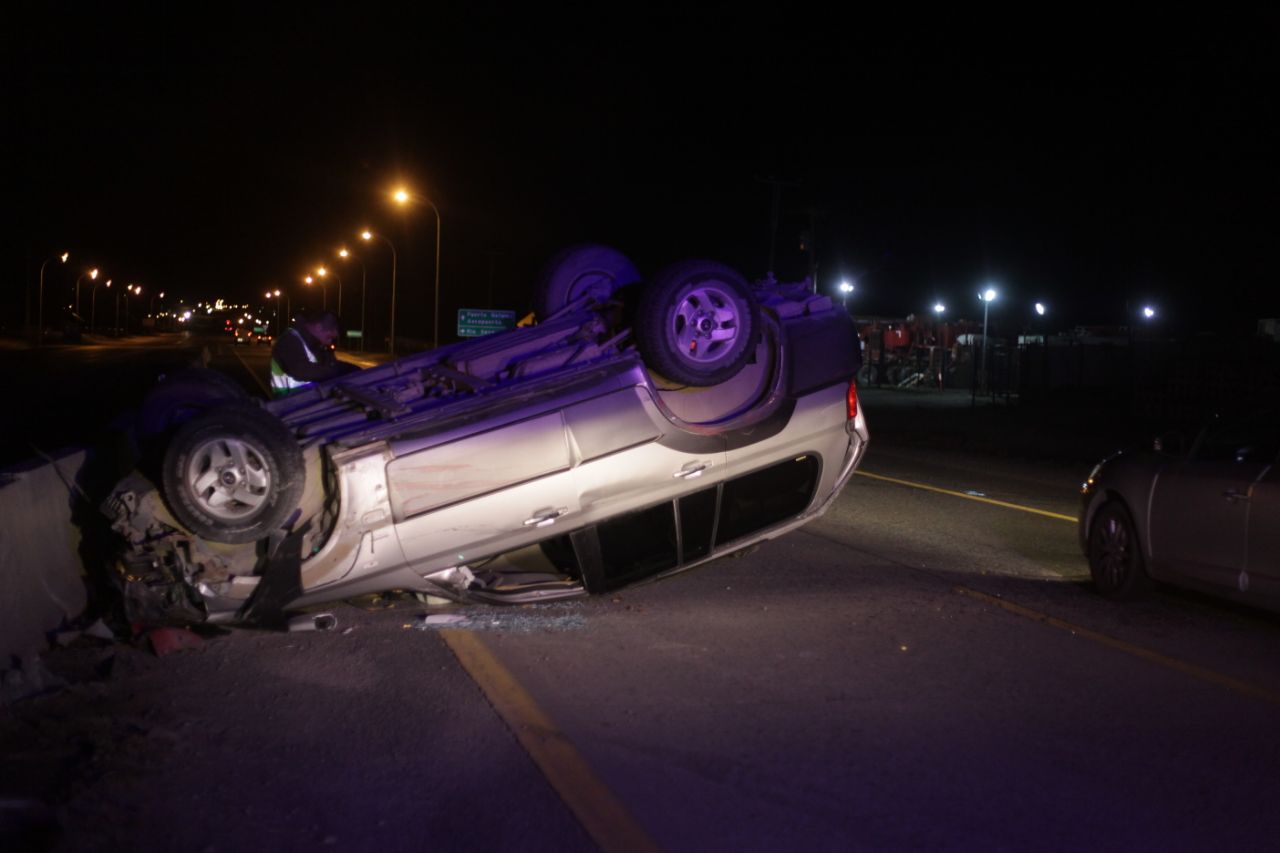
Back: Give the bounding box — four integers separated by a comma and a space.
1153, 431, 1186, 456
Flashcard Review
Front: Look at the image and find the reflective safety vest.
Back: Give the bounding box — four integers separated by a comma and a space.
270, 328, 319, 396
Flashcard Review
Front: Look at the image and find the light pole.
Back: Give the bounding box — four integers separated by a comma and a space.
361, 229, 397, 355
123, 284, 140, 334
317, 266, 341, 320
839, 280, 854, 312
37, 251, 69, 344
74, 268, 99, 317
392, 187, 442, 350
91, 278, 111, 333
304, 274, 326, 311
150, 290, 165, 318
979, 287, 998, 395
933, 302, 947, 390
335, 247, 366, 350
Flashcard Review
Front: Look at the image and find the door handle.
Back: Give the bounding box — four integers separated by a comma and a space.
1223, 489, 1250, 503
523, 508, 567, 528
674, 462, 709, 479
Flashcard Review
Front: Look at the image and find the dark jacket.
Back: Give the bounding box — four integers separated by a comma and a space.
272, 327, 353, 383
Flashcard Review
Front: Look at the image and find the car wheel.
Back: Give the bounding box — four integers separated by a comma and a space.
533, 244, 643, 320
1088, 502, 1150, 600
161, 403, 305, 544
635, 260, 759, 387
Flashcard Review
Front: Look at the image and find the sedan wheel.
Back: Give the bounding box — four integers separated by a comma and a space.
1088, 502, 1150, 600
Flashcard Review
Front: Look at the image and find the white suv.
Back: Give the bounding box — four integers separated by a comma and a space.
105, 245, 869, 624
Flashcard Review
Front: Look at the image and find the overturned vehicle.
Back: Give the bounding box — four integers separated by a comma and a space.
104, 246, 869, 625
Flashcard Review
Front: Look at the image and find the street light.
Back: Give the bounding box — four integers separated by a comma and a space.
91, 278, 111, 333
933, 302, 946, 315
303, 274, 325, 311
150, 290, 165, 317
74, 268, 99, 316
979, 287, 998, 395
361, 229, 398, 355
123, 284, 140, 334
37, 251, 69, 344
266, 288, 290, 331
838, 280, 854, 311
316, 266, 341, 320
392, 186, 442, 350
338, 248, 366, 352
1034, 302, 1046, 316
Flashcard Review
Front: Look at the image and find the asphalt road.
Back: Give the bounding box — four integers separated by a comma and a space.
2, 337, 1279, 850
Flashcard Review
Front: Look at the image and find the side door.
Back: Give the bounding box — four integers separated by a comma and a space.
1148, 416, 1277, 587
387, 411, 579, 574
567, 386, 727, 527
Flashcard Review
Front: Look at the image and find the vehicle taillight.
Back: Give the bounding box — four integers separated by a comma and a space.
846, 378, 858, 420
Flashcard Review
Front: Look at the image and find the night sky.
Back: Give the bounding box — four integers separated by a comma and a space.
11, 7, 1276, 342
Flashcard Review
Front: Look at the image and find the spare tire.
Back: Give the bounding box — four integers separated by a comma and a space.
533, 244, 643, 320
635, 260, 759, 386
161, 403, 305, 544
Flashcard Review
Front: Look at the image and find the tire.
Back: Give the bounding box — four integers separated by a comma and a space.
1087, 502, 1151, 600
136, 368, 251, 444
533, 244, 643, 320
635, 260, 759, 386
161, 403, 305, 544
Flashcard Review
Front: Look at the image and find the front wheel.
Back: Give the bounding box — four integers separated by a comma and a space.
161, 403, 305, 544
635, 260, 759, 387
1087, 502, 1151, 600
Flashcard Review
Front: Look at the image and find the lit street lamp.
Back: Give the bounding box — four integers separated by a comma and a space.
392, 186, 442, 350
838, 280, 854, 311
361, 229, 398, 355
150, 290, 165, 317
36, 251, 69, 345
338, 248, 366, 352
317, 266, 341, 321
979, 287, 998, 395
74, 267, 99, 316
121, 284, 140, 334
303, 274, 325, 311
91, 278, 111, 333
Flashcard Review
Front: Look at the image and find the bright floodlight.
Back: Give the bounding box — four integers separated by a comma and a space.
1035, 302, 1046, 316
839, 281, 854, 294
934, 302, 946, 314
981, 288, 997, 302
1143, 305, 1156, 319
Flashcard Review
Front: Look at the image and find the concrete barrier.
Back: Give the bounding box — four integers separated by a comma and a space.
0, 449, 90, 669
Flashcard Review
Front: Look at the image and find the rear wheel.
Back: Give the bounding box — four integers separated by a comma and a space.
161, 403, 305, 544
533, 244, 643, 320
635, 260, 759, 386
1088, 502, 1150, 599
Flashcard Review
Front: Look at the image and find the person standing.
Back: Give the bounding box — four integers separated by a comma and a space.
269, 310, 358, 396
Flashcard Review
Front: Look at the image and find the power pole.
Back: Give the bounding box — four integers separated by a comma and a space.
755, 175, 800, 274
790, 205, 825, 294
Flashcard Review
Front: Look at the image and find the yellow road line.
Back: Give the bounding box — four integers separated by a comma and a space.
856, 470, 1077, 523
440, 630, 661, 853
955, 586, 1280, 708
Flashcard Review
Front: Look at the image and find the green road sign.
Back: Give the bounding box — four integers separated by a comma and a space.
458, 308, 516, 337
346, 329, 363, 339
